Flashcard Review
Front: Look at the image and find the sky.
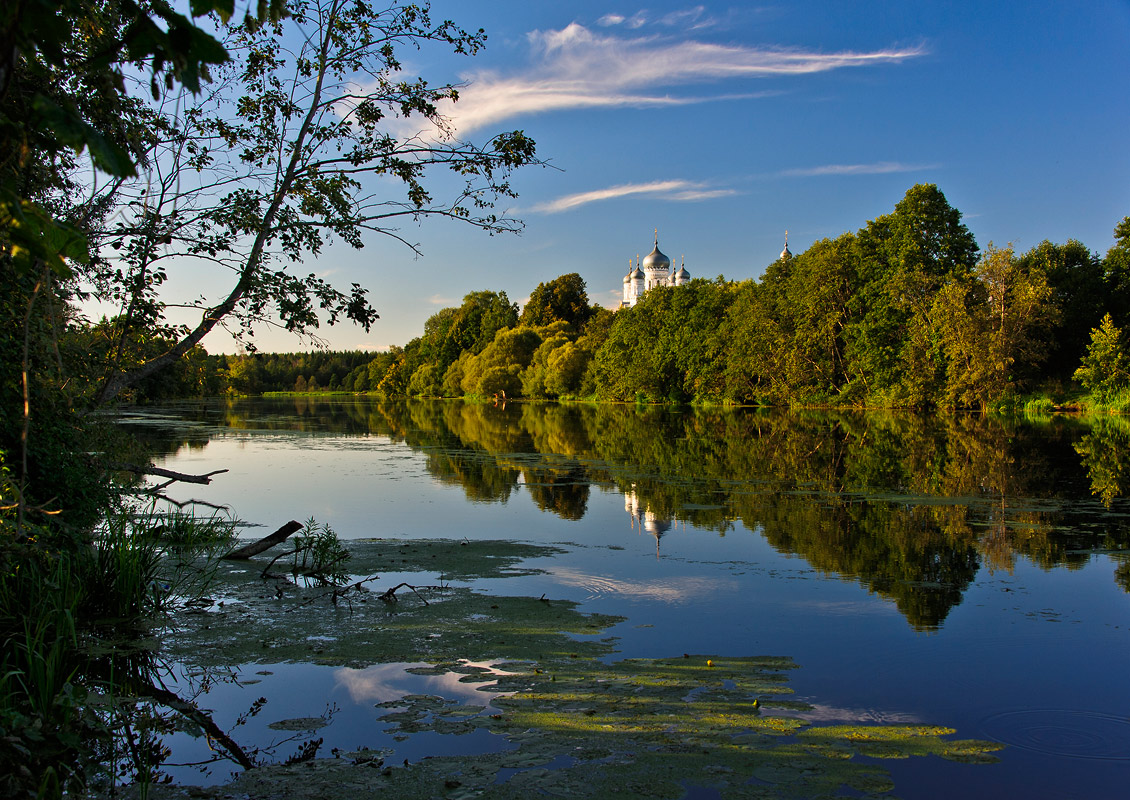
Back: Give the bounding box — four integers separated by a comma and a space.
187, 0, 1130, 353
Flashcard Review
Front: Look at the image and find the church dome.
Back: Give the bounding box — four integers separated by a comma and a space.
641, 235, 671, 272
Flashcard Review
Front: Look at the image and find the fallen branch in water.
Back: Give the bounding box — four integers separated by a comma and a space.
223, 520, 304, 560
112, 463, 229, 485
114, 462, 233, 510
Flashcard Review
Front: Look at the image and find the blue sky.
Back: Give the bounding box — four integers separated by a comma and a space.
198, 0, 1130, 353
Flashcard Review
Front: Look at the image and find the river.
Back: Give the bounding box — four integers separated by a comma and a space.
119, 396, 1130, 798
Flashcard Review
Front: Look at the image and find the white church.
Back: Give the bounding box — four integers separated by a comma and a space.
619, 230, 691, 308
618, 230, 793, 309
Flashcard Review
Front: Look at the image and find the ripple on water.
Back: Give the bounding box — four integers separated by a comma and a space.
979, 709, 1130, 760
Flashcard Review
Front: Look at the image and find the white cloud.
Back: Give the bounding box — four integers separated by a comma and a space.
658, 6, 712, 28
668, 188, 738, 201
530, 179, 735, 213
427, 294, 458, 305
625, 11, 648, 29
779, 161, 939, 177
411, 24, 925, 138
599, 6, 718, 31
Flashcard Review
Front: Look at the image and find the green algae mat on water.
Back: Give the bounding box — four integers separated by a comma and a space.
150, 538, 1001, 799
165, 539, 623, 667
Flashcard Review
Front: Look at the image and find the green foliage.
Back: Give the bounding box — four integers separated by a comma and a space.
520, 331, 569, 398
1017, 239, 1105, 378
1104, 216, 1130, 328
544, 340, 590, 398
377, 355, 407, 397
442, 353, 470, 397
519, 272, 595, 328
407, 362, 443, 397
1074, 314, 1130, 401
934, 244, 1058, 408
288, 518, 351, 584
461, 326, 543, 397
125, 190, 1126, 413
749, 234, 859, 404
0, 499, 241, 797
593, 279, 737, 402
0, 0, 239, 276
0, 547, 89, 798
847, 184, 979, 400
420, 291, 519, 372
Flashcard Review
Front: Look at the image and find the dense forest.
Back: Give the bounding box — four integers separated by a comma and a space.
185, 185, 1130, 410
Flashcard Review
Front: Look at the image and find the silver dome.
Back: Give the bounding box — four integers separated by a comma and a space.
641, 242, 671, 272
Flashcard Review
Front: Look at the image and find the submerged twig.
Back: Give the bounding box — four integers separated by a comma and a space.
284, 574, 383, 613
378, 582, 430, 606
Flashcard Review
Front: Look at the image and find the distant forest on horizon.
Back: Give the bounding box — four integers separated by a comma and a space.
135, 185, 1130, 411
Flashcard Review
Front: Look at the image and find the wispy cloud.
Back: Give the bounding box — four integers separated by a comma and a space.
624, 11, 648, 29
657, 6, 716, 29
779, 161, 939, 177
427, 294, 458, 305
600, 6, 719, 31
414, 24, 925, 137
530, 179, 737, 213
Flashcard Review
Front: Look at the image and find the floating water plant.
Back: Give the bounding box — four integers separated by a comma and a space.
144, 538, 1002, 799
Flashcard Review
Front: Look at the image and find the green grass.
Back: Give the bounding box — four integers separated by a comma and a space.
1077, 387, 1130, 414
0, 503, 242, 798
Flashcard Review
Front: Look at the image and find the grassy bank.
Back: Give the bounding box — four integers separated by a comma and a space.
0, 507, 237, 797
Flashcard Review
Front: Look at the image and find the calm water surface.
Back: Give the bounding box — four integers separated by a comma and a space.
121, 397, 1130, 798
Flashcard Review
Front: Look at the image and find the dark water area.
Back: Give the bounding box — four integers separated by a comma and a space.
118, 397, 1130, 798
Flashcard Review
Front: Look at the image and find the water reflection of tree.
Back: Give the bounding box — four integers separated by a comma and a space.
142, 398, 1130, 620
1074, 416, 1130, 507
524, 465, 590, 520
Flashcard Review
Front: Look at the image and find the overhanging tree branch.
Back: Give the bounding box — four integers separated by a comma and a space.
83, 0, 543, 407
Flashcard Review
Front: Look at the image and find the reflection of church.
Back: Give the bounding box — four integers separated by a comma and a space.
624, 488, 673, 556
620, 230, 690, 308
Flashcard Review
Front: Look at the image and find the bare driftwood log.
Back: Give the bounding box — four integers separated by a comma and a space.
223, 520, 304, 560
